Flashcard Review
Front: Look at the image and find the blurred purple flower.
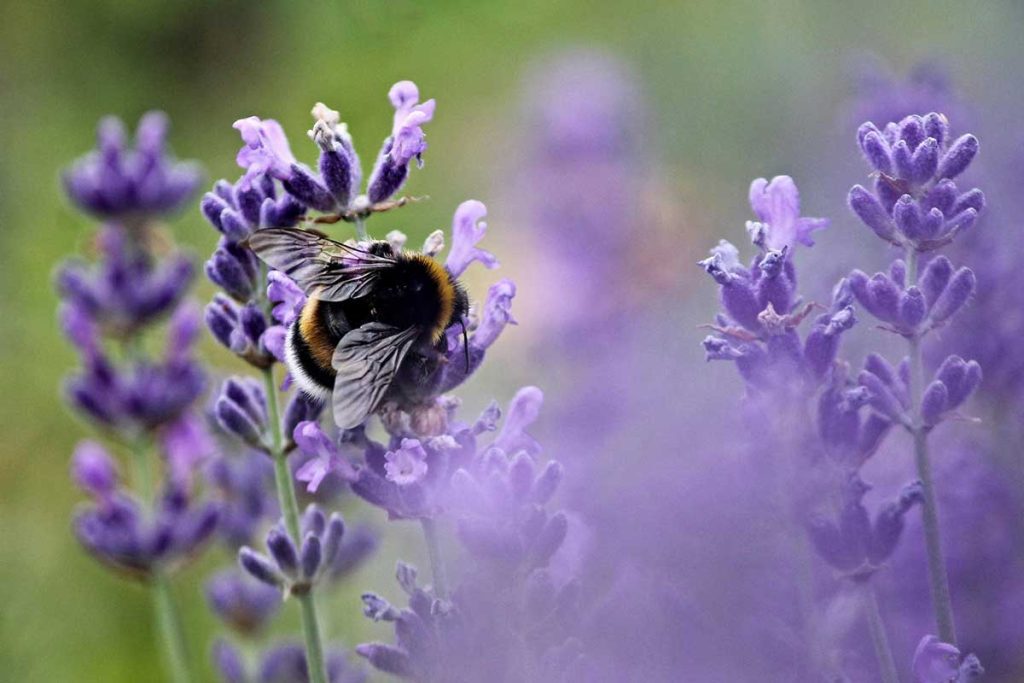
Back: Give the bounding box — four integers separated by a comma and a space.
57, 225, 194, 338
206, 569, 281, 635
71, 440, 119, 500
911, 635, 983, 683
213, 639, 365, 683
747, 176, 829, 251
63, 111, 203, 220
74, 482, 219, 579
206, 449, 278, 548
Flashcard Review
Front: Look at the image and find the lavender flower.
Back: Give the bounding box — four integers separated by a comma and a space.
912, 635, 983, 683
355, 397, 579, 683
699, 175, 921, 679
225, 81, 434, 226
73, 470, 218, 579
367, 82, 436, 204
239, 505, 347, 595
206, 449, 278, 548
63, 305, 205, 435
748, 176, 830, 251
700, 177, 848, 394
63, 112, 203, 221
296, 387, 548, 523
57, 225, 194, 337
807, 478, 922, 578
202, 173, 305, 243
212, 640, 365, 683
206, 569, 281, 635
849, 113, 984, 251
61, 112, 211, 682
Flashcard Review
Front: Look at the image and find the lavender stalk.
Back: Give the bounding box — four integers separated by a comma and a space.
261, 365, 328, 683
60, 113, 213, 683
848, 113, 985, 645
129, 433, 193, 683
419, 517, 449, 601
864, 583, 901, 683
905, 248, 957, 645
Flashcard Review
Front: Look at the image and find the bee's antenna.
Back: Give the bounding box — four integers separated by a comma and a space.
460, 318, 470, 372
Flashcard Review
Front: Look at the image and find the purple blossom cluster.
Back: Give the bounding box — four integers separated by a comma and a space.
698, 107, 988, 679
59, 113, 221, 683
345, 389, 579, 682
60, 114, 216, 573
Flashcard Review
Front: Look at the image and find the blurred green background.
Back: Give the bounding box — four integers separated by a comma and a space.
2, 1, 1022, 680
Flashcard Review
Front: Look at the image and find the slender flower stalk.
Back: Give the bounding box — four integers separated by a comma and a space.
864, 583, 901, 683
419, 518, 449, 601
153, 575, 193, 683
261, 365, 328, 683
904, 248, 957, 645
130, 433, 194, 683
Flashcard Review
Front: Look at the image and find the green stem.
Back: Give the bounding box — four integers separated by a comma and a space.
863, 584, 901, 683
152, 572, 193, 683
128, 436, 193, 683
354, 217, 368, 241
420, 518, 449, 600
905, 248, 958, 645
262, 366, 329, 683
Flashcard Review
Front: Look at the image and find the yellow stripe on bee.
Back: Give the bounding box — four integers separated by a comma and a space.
299, 297, 336, 371
410, 253, 455, 343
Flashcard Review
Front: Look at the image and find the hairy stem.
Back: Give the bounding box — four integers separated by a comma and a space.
420, 517, 449, 601
262, 366, 328, 683
863, 583, 901, 683
905, 248, 958, 645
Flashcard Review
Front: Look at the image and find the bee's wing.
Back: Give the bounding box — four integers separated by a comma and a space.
249, 228, 396, 301
331, 323, 420, 429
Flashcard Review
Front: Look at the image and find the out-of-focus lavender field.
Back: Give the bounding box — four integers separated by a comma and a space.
2, 1, 1024, 681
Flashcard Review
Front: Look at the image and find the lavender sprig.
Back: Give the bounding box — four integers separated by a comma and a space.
60, 113, 207, 683
699, 176, 908, 680
848, 113, 984, 645
203, 79, 452, 683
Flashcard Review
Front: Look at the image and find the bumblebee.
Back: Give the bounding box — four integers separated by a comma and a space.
250, 228, 469, 429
